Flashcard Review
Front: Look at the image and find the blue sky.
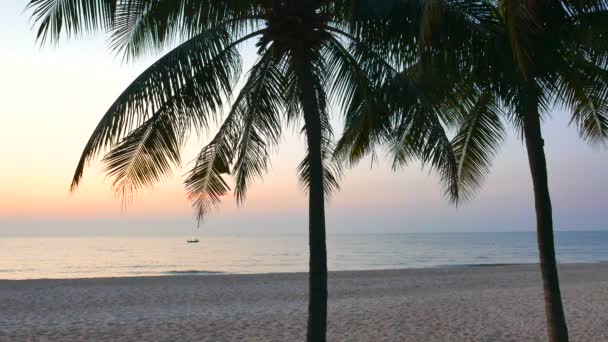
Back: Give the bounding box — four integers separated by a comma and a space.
0, 1, 606, 235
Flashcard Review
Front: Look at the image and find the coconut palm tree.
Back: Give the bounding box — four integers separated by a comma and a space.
338, 1, 608, 341
27, 1, 460, 340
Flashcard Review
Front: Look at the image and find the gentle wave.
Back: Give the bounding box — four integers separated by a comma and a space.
163, 270, 224, 275
438, 263, 522, 268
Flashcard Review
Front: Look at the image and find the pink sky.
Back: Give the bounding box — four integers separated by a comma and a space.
1, 1, 607, 235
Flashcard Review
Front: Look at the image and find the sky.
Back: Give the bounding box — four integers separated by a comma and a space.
0, 1, 606, 236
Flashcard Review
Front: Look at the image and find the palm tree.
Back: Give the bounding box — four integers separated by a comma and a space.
27, 0, 457, 340
338, 1, 608, 341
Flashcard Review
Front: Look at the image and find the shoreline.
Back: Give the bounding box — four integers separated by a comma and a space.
1, 263, 607, 341
2, 261, 607, 282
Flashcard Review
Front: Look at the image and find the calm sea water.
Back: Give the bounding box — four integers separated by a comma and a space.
0, 231, 606, 280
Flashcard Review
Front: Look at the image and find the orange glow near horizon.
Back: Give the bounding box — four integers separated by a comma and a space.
0, 158, 315, 219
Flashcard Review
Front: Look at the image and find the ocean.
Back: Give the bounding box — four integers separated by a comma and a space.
0, 231, 606, 279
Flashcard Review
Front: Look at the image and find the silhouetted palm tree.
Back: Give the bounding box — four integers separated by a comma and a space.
338, 2, 608, 341
27, 1, 459, 340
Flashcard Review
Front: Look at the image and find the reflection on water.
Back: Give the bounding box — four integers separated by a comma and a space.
0, 231, 606, 279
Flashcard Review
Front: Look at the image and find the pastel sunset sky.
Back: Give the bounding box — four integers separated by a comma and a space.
1, 1, 606, 235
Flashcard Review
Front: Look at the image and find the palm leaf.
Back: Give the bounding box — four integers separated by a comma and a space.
556, 58, 608, 146
184, 47, 284, 221
324, 33, 395, 165
111, 0, 265, 60
385, 69, 462, 202
27, 0, 116, 44
451, 91, 505, 200
70, 28, 264, 191
232, 49, 285, 204
102, 105, 186, 205
184, 116, 238, 222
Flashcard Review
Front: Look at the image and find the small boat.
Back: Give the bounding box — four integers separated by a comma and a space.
187, 238, 200, 243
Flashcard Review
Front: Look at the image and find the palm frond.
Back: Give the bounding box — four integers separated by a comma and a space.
556, 58, 608, 146
232, 50, 285, 204
451, 91, 505, 200
102, 104, 187, 205
111, 0, 265, 60
184, 112, 238, 222
70, 28, 264, 192
324, 33, 395, 165
385, 68, 463, 202
184, 47, 285, 221
27, 0, 116, 44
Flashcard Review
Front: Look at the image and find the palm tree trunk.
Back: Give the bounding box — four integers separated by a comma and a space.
293, 53, 328, 342
522, 110, 569, 342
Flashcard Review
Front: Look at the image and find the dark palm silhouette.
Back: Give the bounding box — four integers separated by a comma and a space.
338, 2, 608, 341
26, 1, 459, 340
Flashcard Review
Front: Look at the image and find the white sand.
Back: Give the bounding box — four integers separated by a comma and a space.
0, 263, 607, 341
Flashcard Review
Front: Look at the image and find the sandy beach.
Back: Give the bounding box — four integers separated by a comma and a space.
1, 263, 607, 341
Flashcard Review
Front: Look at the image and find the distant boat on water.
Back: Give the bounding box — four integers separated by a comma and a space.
187, 238, 200, 243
